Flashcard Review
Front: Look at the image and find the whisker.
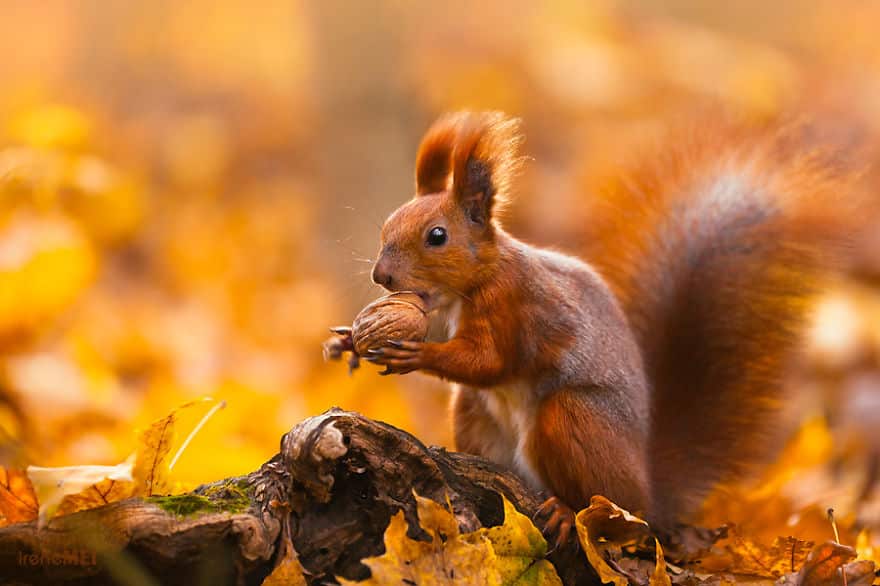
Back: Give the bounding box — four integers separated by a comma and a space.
342, 204, 383, 231
326, 277, 374, 308
334, 237, 367, 257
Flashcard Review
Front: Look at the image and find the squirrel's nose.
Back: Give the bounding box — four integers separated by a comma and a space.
371, 260, 394, 289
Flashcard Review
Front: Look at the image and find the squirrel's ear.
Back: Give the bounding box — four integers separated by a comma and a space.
415, 113, 465, 195
451, 112, 523, 226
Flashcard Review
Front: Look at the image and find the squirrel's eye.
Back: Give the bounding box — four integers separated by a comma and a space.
426, 226, 448, 247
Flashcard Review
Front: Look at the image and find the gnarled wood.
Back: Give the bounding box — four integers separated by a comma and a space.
0, 408, 595, 585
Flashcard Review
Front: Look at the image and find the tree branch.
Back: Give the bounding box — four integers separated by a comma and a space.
0, 408, 595, 585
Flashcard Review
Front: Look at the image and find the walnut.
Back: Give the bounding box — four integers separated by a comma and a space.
323, 292, 429, 373
351, 292, 428, 355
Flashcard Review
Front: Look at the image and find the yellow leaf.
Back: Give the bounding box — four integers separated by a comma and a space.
477, 496, 561, 586
132, 397, 215, 497
27, 398, 220, 519
55, 477, 136, 517
262, 533, 308, 586
575, 495, 664, 586
0, 466, 38, 525
341, 494, 501, 586
132, 412, 175, 497
341, 494, 561, 586
650, 539, 671, 586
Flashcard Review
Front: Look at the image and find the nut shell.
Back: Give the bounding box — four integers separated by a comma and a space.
351, 292, 429, 355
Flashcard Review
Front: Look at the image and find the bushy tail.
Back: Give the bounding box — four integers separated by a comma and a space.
583, 117, 866, 529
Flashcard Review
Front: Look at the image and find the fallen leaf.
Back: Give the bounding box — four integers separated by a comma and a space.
55, 477, 136, 517
343, 493, 500, 585
796, 541, 856, 585
575, 495, 668, 586
840, 560, 876, 586
652, 539, 672, 586
131, 406, 177, 497
662, 524, 729, 564
0, 466, 38, 525
27, 459, 134, 518
28, 398, 219, 519
262, 531, 308, 586
476, 496, 562, 586
341, 493, 562, 585
724, 532, 814, 579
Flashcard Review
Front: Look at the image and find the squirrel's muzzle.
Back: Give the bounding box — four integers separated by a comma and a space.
371, 257, 394, 289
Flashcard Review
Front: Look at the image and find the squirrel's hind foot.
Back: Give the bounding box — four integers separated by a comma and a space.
535, 496, 577, 552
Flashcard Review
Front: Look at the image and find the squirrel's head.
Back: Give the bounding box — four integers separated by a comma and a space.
372, 111, 523, 311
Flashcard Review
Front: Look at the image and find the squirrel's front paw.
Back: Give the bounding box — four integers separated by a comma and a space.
322, 326, 354, 360
322, 327, 360, 373
363, 340, 426, 375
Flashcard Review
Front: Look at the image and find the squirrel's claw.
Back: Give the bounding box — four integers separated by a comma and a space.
323, 327, 358, 373
346, 353, 360, 375
536, 496, 577, 552
364, 340, 426, 375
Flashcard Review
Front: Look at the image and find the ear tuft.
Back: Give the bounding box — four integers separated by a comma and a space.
451, 112, 524, 225
414, 112, 468, 195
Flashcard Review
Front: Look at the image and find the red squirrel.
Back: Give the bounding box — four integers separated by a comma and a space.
358, 111, 861, 541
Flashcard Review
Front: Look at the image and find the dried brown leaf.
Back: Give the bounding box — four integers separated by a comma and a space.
575, 495, 669, 586
795, 541, 856, 586
724, 533, 814, 579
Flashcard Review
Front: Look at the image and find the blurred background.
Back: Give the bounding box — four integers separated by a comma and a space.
2, 0, 880, 540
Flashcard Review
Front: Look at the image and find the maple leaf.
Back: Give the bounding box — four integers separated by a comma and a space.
341, 493, 561, 586
344, 494, 500, 585
0, 466, 38, 525
472, 495, 562, 585
723, 532, 814, 579
574, 495, 670, 586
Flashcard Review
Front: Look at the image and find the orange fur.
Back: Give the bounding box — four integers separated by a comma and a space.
525, 388, 649, 514
450, 111, 524, 221
583, 116, 865, 527
368, 111, 865, 533
415, 112, 465, 195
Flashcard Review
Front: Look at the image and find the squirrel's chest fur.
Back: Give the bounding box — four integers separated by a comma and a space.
448, 377, 543, 487
482, 381, 544, 487
438, 299, 541, 485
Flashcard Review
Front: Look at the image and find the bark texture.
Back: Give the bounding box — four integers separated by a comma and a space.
0, 408, 595, 585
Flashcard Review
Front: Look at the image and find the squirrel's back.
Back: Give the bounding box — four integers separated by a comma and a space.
583, 117, 864, 529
